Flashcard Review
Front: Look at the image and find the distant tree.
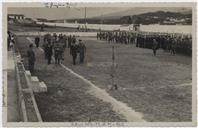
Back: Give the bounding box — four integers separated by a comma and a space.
132, 16, 142, 24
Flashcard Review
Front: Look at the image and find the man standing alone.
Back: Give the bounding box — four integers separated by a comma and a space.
27, 44, 36, 73
152, 39, 158, 56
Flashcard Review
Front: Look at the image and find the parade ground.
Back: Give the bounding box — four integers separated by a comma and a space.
10, 23, 192, 122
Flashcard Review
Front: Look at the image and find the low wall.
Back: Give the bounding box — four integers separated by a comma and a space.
37, 22, 192, 34
14, 31, 97, 37
14, 49, 43, 122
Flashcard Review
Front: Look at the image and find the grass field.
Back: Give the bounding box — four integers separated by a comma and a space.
61, 37, 192, 122
11, 24, 192, 122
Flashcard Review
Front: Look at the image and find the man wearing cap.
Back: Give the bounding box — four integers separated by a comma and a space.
27, 44, 36, 73
46, 42, 53, 64
78, 39, 86, 63
54, 41, 62, 64
70, 41, 78, 65
152, 39, 158, 56
34, 36, 40, 48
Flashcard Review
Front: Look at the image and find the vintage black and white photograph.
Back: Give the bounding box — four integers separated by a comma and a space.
3, 2, 197, 127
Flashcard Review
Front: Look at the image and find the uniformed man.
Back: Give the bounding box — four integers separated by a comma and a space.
54, 41, 62, 64
63, 35, 68, 48
27, 44, 36, 73
78, 39, 86, 63
41, 23, 44, 32
68, 35, 72, 48
70, 41, 78, 65
152, 39, 158, 56
46, 42, 53, 64
170, 39, 176, 55
58, 36, 65, 60
7, 31, 11, 51
72, 35, 76, 44
34, 36, 40, 48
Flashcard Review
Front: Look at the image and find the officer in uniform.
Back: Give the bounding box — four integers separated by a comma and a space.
27, 44, 36, 73
54, 41, 62, 64
152, 39, 158, 56
78, 39, 86, 63
170, 39, 176, 55
34, 36, 40, 48
63, 35, 68, 48
70, 41, 78, 65
46, 42, 53, 64
68, 35, 72, 48
40, 23, 44, 32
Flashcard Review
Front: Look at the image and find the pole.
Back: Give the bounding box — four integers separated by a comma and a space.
84, 7, 87, 23
111, 46, 117, 90
84, 7, 87, 31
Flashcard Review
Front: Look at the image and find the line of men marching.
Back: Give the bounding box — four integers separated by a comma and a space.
97, 31, 192, 56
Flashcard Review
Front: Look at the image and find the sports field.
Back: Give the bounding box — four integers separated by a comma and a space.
12, 25, 192, 122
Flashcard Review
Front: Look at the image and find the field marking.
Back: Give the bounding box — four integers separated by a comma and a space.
26, 37, 146, 122
121, 82, 192, 91
176, 82, 191, 87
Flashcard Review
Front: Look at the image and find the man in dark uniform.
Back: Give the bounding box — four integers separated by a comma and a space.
54, 41, 62, 64
63, 35, 67, 48
72, 35, 76, 44
43, 40, 48, 59
7, 31, 11, 50
34, 36, 40, 48
68, 35, 72, 48
78, 40, 86, 63
152, 39, 158, 56
41, 23, 44, 32
46, 42, 53, 64
58, 37, 65, 60
70, 41, 78, 65
170, 40, 176, 55
27, 44, 36, 73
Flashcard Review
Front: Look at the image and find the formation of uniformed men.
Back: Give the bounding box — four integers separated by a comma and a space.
97, 31, 192, 56
42, 33, 86, 65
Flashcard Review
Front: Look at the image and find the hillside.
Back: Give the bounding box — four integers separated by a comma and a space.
66, 8, 192, 25
93, 7, 191, 19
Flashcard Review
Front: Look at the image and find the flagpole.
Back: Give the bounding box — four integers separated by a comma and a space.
111, 45, 117, 90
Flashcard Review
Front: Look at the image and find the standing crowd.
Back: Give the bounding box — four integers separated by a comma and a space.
42, 33, 86, 65
27, 33, 86, 73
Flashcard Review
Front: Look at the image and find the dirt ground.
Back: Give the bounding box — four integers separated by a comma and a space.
11, 24, 192, 122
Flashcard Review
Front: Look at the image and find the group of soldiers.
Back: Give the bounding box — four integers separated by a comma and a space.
97, 31, 192, 56
41, 33, 86, 65
26, 33, 87, 73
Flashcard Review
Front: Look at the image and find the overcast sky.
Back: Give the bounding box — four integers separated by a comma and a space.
8, 7, 131, 20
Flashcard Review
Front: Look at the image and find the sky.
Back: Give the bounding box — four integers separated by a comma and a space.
8, 7, 131, 20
